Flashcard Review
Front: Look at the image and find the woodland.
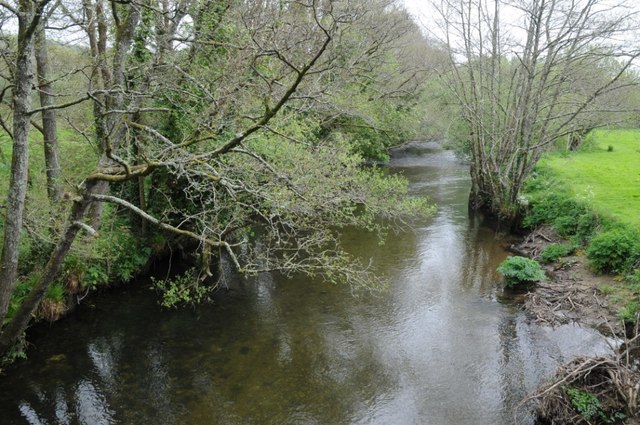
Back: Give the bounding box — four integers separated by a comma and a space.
1, 0, 640, 375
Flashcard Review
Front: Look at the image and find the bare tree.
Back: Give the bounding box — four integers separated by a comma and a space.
433, 0, 640, 222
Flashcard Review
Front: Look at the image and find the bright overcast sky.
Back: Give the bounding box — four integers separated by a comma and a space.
403, 0, 433, 23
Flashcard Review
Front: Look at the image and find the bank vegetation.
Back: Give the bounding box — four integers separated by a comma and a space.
0, 0, 442, 360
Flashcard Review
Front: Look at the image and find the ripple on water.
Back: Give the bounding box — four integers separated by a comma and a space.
0, 143, 617, 425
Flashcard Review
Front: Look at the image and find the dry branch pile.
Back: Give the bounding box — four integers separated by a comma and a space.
510, 226, 624, 334
525, 329, 639, 424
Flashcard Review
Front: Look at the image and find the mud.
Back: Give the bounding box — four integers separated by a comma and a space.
511, 226, 626, 336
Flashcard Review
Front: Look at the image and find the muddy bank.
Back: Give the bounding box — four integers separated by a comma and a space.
511, 226, 640, 424
510, 226, 627, 336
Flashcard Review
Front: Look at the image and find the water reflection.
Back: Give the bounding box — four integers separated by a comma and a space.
0, 142, 613, 425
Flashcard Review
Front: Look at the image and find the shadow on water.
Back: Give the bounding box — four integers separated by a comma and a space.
0, 142, 613, 425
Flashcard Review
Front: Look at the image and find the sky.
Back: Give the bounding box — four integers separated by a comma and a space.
403, 0, 434, 20
401, 0, 640, 56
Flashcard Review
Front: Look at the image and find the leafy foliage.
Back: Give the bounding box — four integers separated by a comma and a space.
152, 268, 211, 308
497, 256, 546, 287
0, 0, 438, 354
617, 301, 639, 324
565, 386, 627, 424
523, 191, 598, 243
541, 243, 573, 263
566, 387, 603, 422
586, 229, 640, 274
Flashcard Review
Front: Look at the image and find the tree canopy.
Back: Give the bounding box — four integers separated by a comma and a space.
0, 0, 436, 356
432, 0, 640, 221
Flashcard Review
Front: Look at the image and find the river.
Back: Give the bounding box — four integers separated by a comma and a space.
0, 142, 612, 424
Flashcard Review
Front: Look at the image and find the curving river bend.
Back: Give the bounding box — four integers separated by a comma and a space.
0, 142, 612, 425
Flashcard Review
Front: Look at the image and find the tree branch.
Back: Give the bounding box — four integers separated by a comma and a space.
28, 93, 90, 115
90, 193, 244, 271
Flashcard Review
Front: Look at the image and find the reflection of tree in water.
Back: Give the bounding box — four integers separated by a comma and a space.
460, 213, 510, 293
7, 267, 399, 425
181, 271, 400, 424
13, 334, 125, 424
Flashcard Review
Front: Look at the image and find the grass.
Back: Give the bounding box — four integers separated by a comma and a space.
531, 129, 640, 324
538, 129, 640, 228
0, 128, 97, 197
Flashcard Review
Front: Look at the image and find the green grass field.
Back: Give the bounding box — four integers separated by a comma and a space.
0, 128, 97, 199
538, 129, 640, 228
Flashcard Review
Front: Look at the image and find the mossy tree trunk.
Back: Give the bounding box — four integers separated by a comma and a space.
35, 20, 63, 203
0, 0, 50, 328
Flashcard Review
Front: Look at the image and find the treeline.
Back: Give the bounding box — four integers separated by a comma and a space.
433, 0, 640, 222
0, 0, 440, 359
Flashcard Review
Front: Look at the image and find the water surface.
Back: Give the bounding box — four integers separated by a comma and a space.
0, 142, 612, 424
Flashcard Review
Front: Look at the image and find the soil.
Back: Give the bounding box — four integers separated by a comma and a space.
510, 226, 627, 336
512, 226, 640, 424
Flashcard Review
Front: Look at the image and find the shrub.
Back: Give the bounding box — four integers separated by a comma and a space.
152, 268, 211, 308
523, 193, 596, 241
541, 243, 573, 263
617, 302, 639, 324
497, 256, 546, 287
586, 229, 640, 274
45, 282, 65, 303
574, 212, 600, 245
566, 387, 602, 422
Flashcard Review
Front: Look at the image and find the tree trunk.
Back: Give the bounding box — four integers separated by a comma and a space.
0, 2, 141, 352
89, 2, 141, 229
0, 187, 94, 353
0, 5, 40, 327
35, 23, 63, 202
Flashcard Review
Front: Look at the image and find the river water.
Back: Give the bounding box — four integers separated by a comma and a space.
0, 142, 612, 425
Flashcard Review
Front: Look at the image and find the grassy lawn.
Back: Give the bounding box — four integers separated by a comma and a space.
538, 129, 640, 229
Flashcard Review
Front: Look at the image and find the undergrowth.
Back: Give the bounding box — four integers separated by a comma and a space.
522, 133, 640, 324
497, 256, 546, 287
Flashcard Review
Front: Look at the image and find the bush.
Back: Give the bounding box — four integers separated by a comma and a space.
617, 302, 639, 324
566, 387, 602, 422
586, 229, 640, 274
152, 268, 211, 308
497, 256, 546, 287
541, 243, 573, 263
523, 193, 596, 241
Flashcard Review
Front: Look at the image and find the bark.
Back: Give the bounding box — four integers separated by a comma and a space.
35, 22, 63, 202
89, 2, 141, 228
0, 1, 44, 328
0, 2, 141, 351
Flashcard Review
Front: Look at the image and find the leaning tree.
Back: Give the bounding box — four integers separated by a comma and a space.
433, 0, 640, 222
0, 0, 432, 356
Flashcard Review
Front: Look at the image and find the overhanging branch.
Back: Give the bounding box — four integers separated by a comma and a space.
89, 194, 243, 271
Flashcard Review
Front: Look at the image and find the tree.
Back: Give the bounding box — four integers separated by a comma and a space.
34, 15, 63, 202
0, 0, 53, 329
433, 0, 640, 222
0, 0, 432, 355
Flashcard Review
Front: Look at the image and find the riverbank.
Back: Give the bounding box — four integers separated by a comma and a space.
518, 129, 640, 331
511, 225, 640, 424
511, 226, 627, 335
513, 129, 640, 424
